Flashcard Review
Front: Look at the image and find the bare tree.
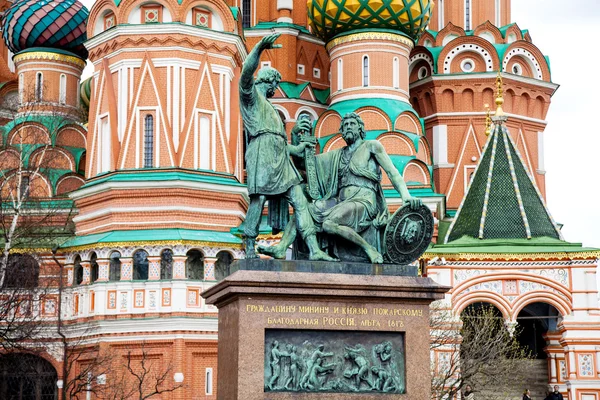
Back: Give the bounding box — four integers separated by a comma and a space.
100, 341, 185, 400
430, 302, 532, 400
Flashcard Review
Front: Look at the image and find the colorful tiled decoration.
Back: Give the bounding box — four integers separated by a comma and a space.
1, 0, 89, 59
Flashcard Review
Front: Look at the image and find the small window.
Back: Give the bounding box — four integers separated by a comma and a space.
205, 368, 213, 395
242, 0, 252, 28
144, 114, 154, 168
59, 74, 67, 104
19, 174, 29, 199
313, 68, 321, 79
465, 0, 471, 30
141, 5, 161, 23
260, 61, 271, 70
512, 63, 523, 76
193, 8, 211, 28
418, 66, 429, 80
363, 56, 369, 87
18, 73, 24, 104
160, 249, 173, 280
393, 57, 399, 89
35, 72, 43, 101
90, 253, 99, 283
74, 256, 83, 286
104, 12, 115, 30
297, 64, 305, 75
186, 249, 204, 280
3, 254, 39, 288
109, 251, 121, 281
215, 251, 233, 281
337, 59, 343, 91
461, 59, 475, 73
133, 250, 149, 280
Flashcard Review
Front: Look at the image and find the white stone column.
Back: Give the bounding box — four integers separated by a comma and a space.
550, 353, 557, 383
566, 347, 577, 379
595, 346, 600, 378
276, 0, 293, 23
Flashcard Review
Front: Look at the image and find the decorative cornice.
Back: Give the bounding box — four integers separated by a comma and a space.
422, 251, 600, 262
14, 51, 86, 69
61, 240, 243, 253
326, 31, 414, 52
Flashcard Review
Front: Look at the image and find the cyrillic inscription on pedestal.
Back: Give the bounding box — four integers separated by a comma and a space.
264, 330, 405, 394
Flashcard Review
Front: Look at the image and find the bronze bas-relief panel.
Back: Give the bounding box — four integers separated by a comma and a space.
264, 329, 405, 394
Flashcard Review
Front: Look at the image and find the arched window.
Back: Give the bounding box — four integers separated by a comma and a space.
73, 256, 83, 286
35, 72, 43, 101
337, 58, 343, 91
133, 250, 149, 280
393, 57, 399, 89
465, 0, 472, 30
3, 254, 39, 288
362, 56, 369, 87
59, 74, 67, 104
438, 0, 444, 28
109, 251, 121, 281
143, 115, 154, 168
186, 249, 204, 280
0, 353, 58, 400
90, 252, 99, 283
160, 249, 173, 280
19, 174, 29, 200
495, 0, 501, 26
242, 0, 252, 28
215, 251, 233, 281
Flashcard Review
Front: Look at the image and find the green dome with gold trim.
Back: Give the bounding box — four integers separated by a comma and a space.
307, 0, 433, 43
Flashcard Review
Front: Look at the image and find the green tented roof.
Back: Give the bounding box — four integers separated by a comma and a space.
61, 228, 242, 249
278, 81, 330, 105
229, 6, 239, 21
80, 169, 244, 190
444, 118, 562, 244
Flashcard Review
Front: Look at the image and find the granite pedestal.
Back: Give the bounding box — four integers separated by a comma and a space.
202, 260, 449, 400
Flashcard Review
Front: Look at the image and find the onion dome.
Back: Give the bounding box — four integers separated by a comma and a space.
307, 0, 433, 43
80, 76, 91, 110
1, 0, 89, 59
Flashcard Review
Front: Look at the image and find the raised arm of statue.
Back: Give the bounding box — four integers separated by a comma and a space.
369, 140, 422, 210
240, 33, 282, 91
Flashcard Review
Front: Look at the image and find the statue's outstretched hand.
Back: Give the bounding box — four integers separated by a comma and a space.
292, 118, 312, 136
258, 33, 282, 51
404, 197, 422, 210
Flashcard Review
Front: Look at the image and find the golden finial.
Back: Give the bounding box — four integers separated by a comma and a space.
484, 104, 492, 136
494, 71, 505, 117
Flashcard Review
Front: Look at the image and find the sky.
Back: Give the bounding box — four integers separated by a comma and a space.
78, 0, 600, 247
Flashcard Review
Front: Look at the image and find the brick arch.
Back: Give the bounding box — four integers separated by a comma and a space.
355, 107, 391, 132
1, 170, 53, 198
435, 22, 466, 47
0, 148, 21, 171
503, 24, 524, 43
180, 0, 238, 32
441, 88, 455, 111
88, 0, 119, 37
461, 88, 475, 111
417, 30, 436, 47
394, 112, 421, 135
439, 36, 500, 74
409, 48, 435, 75
504, 89, 515, 113
377, 133, 415, 156
532, 96, 545, 120
455, 293, 511, 320
403, 160, 430, 185
512, 295, 570, 321
8, 123, 50, 145
323, 134, 345, 152
502, 41, 551, 82
30, 147, 76, 171
473, 21, 503, 44
416, 137, 431, 164
315, 112, 342, 138
56, 126, 86, 148
56, 174, 85, 195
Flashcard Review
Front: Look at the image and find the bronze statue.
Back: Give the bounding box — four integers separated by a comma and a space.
259, 112, 423, 263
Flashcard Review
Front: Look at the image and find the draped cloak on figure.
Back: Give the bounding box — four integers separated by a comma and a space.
310, 142, 390, 247
240, 80, 301, 232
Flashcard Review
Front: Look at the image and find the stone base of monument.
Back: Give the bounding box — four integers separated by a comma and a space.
202, 261, 449, 400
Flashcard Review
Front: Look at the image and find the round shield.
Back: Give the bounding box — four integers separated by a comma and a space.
383, 204, 434, 265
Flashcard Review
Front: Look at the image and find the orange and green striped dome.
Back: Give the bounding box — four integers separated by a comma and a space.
307, 0, 434, 43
